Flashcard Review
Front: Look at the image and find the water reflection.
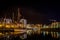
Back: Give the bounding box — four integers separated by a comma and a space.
0, 32, 60, 40
42, 31, 60, 38
27, 32, 60, 40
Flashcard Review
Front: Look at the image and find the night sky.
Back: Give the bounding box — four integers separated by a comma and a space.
0, 2, 60, 24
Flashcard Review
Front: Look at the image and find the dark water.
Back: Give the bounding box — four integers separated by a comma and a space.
0, 33, 60, 40
27, 33, 60, 40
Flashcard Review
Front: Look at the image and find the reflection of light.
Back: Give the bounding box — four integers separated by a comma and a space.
43, 31, 46, 36
19, 24, 24, 28
57, 32, 59, 38
17, 24, 20, 26
19, 24, 22, 27
27, 30, 32, 35
54, 32, 56, 38
0, 33, 2, 35
11, 25, 15, 28
13, 32, 21, 34
11, 32, 24, 35
7, 35, 10, 38
14, 29, 26, 33
51, 32, 54, 37
0, 33, 4, 36
20, 34, 27, 39
14, 25, 18, 28
0, 24, 2, 27
45, 31, 48, 35
5, 25, 10, 28
14, 29, 20, 31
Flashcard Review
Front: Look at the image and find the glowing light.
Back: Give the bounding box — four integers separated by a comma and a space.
14, 29, 20, 32
0, 33, 4, 36
5, 25, 10, 28
4, 19, 12, 24
14, 24, 18, 28
19, 24, 24, 28
13, 32, 21, 34
0, 33, 2, 35
11, 25, 15, 28
27, 30, 32, 35
45, 31, 48, 35
20, 34, 27, 39
0, 24, 2, 27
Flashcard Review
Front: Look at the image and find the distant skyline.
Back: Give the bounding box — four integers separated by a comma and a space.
0, 2, 60, 24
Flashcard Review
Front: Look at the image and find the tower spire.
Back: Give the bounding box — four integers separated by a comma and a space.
12, 12, 14, 22
17, 8, 21, 22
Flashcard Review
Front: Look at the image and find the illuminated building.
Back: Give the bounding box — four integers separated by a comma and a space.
0, 23, 2, 28
43, 25, 46, 28
36, 24, 42, 34
5, 24, 11, 28
4, 18, 12, 24
20, 18, 27, 28
51, 22, 59, 28
26, 24, 33, 35
26, 24, 31, 28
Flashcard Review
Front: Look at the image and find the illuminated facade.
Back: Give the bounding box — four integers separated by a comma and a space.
20, 18, 27, 28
